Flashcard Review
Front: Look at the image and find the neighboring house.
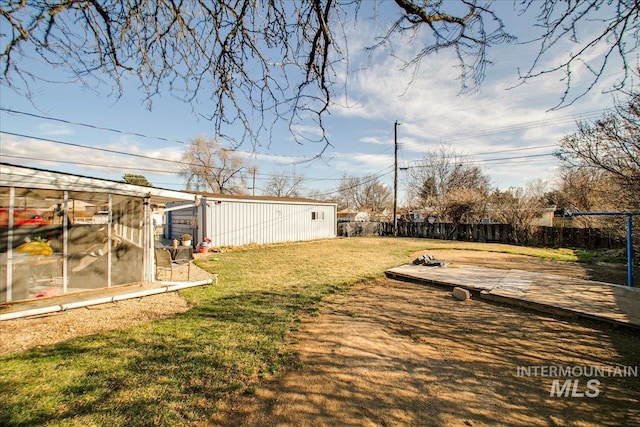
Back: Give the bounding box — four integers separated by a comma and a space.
406, 211, 427, 223
0, 163, 198, 304
337, 210, 357, 222
166, 193, 337, 247
337, 210, 371, 222
537, 206, 557, 227
354, 211, 371, 222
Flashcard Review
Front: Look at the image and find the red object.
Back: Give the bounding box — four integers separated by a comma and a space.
0, 208, 51, 226
34, 287, 59, 298
197, 245, 208, 253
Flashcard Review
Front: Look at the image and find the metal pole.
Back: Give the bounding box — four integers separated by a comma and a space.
107, 193, 113, 287
570, 211, 639, 287
627, 214, 633, 287
393, 120, 398, 237
62, 191, 68, 293
6, 187, 15, 302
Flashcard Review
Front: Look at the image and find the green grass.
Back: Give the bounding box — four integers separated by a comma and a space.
0, 237, 618, 426
574, 248, 628, 264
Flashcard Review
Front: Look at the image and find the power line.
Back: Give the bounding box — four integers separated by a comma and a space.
1, 131, 558, 186
400, 152, 557, 169
1, 130, 181, 164
0, 149, 349, 183
468, 152, 556, 165
0, 107, 326, 162
471, 144, 557, 157
0, 154, 179, 175
1, 106, 605, 160
401, 144, 558, 167
0, 107, 188, 144
2, 130, 391, 183
1, 130, 559, 177
0, 108, 580, 190
1, 155, 393, 199
417, 110, 606, 145
0, 131, 330, 179
311, 166, 396, 198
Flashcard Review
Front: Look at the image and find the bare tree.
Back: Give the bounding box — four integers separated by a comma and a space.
306, 188, 339, 204
2, 1, 636, 149
550, 168, 617, 227
517, 0, 640, 108
337, 173, 391, 214
180, 136, 252, 194
263, 169, 305, 198
555, 89, 640, 210
403, 144, 490, 221
442, 187, 488, 226
490, 184, 546, 245
554, 89, 640, 256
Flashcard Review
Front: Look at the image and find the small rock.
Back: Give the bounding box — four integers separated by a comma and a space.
452, 287, 470, 301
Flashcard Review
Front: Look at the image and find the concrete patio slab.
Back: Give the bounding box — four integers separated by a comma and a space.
385, 264, 640, 329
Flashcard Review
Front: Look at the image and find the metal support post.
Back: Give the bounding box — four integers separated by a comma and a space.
627, 214, 634, 288
570, 211, 639, 287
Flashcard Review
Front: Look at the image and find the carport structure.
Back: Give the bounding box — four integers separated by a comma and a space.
1, 163, 199, 304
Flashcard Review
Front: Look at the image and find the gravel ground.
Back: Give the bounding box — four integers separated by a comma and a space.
0, 257, 216, 355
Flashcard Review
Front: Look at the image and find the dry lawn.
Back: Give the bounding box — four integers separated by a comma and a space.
1, 245, 638, 426
214, 277, 639, 427
213, 251, 640, 427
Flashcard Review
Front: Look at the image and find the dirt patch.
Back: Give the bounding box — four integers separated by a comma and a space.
0, 292, 190, 355
0, 260, 215, 355
214, 278, 640, 426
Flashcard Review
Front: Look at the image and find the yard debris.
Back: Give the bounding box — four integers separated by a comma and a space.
452, 287, 471, 301
412, 254, 447, 267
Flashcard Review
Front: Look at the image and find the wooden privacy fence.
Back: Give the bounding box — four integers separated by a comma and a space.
338, 221, 625, 249
533, 226, 625, 249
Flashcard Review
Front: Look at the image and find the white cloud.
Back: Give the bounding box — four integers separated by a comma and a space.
359, 135, 387, 145
0, 133, 184, 182
320, 19, 625, 191
37, 123, 74, 136
288, 123, 328, 141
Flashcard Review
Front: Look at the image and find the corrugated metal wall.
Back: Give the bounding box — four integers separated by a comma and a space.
167, 203, 199, 242
167, 198, 337, 247
203, 198, 336, 247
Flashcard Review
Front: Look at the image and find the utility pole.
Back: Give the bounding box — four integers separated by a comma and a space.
252, 168, 256, 196
393, 120, 399, 237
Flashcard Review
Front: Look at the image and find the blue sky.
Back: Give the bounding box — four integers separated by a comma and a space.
0, 2, 630, 203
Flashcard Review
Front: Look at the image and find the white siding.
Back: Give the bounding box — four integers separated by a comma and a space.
167, 203, 199, 241
203, 198, 336, 247
166, 196, 337, 247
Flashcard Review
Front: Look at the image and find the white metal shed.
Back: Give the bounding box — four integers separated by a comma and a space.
167, 193, 337, 247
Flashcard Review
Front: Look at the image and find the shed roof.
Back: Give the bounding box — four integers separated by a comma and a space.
0, 163, 197, 205
194, 191, 336, 206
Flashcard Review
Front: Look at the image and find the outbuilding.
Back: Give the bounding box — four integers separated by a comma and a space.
0, 163, 198, 304
166, 193, 337, 248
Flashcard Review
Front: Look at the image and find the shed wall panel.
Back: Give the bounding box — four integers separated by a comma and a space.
168, 204, 198, 242
202, 199, 335, 247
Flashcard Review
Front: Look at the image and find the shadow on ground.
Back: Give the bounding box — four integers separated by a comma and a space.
214, 279, 640, 427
